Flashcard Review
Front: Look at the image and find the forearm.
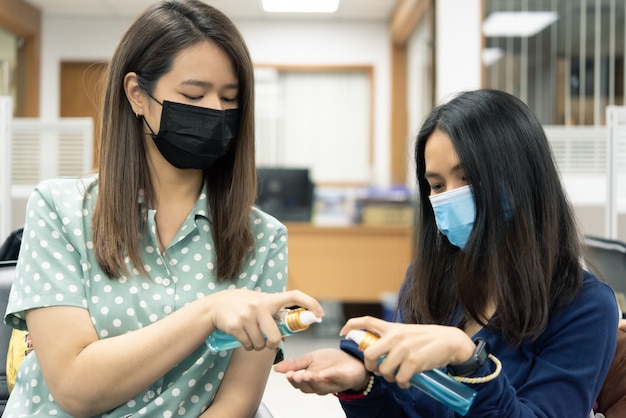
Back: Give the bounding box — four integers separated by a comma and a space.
28, 286, 319, 417
199, 348, 275, 418
29, 299, 215, 417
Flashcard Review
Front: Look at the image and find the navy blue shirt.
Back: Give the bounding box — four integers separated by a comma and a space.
340, 272, 618, 418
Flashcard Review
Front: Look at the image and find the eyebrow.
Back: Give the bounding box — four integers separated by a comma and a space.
180, 79, 239, 89
424, 163, 464, 179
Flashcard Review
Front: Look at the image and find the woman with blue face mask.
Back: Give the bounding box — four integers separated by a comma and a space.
275, 89, 618, 417
3, 1, 325, 417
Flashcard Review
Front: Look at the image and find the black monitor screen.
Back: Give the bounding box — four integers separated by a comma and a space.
255, 167, 314, 222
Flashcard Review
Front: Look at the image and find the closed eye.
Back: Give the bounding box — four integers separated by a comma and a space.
182, 94, 203, 101
221, 96, 238, 104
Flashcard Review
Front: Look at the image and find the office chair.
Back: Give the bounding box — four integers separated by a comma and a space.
583, 237, 626, 417
584, 236, 626, 312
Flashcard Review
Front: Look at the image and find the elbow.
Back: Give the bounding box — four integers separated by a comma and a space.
55, 399, 96, 418
52, 388, 110, 418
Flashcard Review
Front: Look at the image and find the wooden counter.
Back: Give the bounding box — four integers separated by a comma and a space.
284, 223, 413, 302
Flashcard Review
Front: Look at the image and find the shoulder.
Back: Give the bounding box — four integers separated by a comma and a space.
545, 271, 618, 339
577, 271, 618, 311
249, 207, 287, 237
563, 271, 618, 319
29, 174, 98, 207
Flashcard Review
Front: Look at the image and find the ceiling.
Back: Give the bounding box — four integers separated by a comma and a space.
22, 0, 398, 21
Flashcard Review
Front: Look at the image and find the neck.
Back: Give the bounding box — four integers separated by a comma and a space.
150, 171, 203, 253
153, 171, 204, 204
463, 300, 497, 337
147, 149, 204, 204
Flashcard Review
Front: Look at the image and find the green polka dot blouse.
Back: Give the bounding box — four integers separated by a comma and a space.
4, 175, 288, 417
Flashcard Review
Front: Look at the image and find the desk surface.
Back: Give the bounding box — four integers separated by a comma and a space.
284, 223, 413, 302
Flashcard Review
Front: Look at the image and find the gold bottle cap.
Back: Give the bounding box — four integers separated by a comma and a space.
285, 308, 322, 332
346, 329, 380, 351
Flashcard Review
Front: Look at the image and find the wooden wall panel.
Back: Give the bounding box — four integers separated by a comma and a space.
389, 0, 432, 185
60, 61, 108, 168
390, 44, 409, 185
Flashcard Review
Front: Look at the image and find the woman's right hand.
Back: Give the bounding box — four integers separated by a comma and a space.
206, 289, 324, 352
274, 348, 370, 395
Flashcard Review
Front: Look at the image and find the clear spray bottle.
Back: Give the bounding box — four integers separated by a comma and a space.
346, 329, 477, 416
207, 307, 322, 353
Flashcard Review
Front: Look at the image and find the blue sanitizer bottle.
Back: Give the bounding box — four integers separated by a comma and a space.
346, 330, 477, 416
207, 308, 322, 353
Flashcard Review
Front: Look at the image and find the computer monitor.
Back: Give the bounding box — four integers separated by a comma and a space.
255, 167, 314, 222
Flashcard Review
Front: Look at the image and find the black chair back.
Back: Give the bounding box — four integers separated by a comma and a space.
584, 236, 626, 313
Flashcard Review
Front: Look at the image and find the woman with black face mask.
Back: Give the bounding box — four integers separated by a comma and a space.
3, 1, 324, 417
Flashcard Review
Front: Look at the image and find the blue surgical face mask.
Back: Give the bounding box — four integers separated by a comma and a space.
428, 185, 475, 250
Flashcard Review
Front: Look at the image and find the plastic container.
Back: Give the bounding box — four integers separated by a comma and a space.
207, 307, 322, 353
346, 329, 477, 416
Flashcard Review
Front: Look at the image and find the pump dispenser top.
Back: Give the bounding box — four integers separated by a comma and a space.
346, 329, 377, 350
281, 307, 322, 331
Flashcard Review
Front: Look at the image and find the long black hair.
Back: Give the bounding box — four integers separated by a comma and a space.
400, 89, 583, 344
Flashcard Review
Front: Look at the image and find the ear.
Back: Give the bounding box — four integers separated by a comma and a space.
124, 72, 146, 117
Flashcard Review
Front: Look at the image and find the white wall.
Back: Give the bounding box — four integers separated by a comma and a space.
435, 0, 482, 103
39, 16, 132, 118
40, 16, 392, 185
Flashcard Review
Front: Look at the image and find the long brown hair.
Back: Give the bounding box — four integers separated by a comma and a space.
402, 90, 584, 344
92, 0, 256, 281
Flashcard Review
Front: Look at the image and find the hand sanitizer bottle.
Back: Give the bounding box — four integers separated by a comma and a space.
346, 329, 477, 416
207, 308, 322, 353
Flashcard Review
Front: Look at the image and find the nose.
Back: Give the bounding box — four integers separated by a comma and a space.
202, 93, 222, 110
447, 182, 465, 192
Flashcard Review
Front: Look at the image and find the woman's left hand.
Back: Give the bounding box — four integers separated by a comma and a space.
274, 348, 370, 395
341, 316, 476, 388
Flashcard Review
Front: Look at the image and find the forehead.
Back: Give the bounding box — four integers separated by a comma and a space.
163, 40, 237, 84
424, 129, 461, 172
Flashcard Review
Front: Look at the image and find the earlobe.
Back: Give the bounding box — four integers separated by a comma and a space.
124, 72, 144, 116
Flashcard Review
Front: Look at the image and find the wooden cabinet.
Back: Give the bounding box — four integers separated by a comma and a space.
284, 223, 413, 302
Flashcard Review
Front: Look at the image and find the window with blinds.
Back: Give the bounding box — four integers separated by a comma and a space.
11, 118, 94, 187
483, 0, 624, 126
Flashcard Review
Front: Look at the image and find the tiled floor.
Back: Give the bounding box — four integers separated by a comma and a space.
262, 332, 346, 418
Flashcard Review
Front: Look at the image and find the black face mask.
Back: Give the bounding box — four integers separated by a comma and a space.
144, 97, 240, 169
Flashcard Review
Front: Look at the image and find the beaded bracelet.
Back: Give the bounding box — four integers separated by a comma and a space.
362, 373, 375, 396
450, 354, 502, 384
334, 374, 376, 401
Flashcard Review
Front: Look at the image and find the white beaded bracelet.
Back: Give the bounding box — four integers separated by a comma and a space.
333, 373, 376, 401
362, 374, 375, 396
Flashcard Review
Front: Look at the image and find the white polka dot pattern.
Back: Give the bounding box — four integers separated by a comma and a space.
4, 175, 288, 417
